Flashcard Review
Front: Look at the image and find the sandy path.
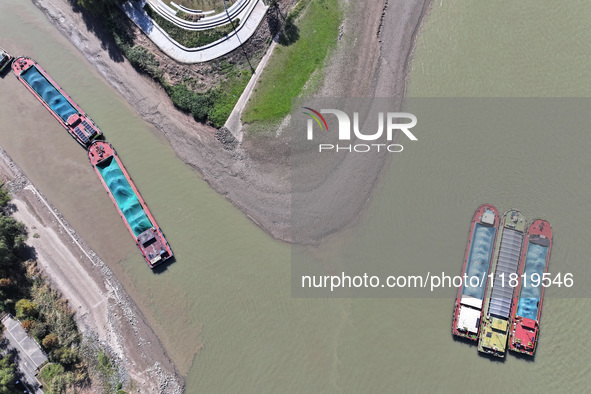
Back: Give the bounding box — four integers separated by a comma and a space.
11, 191, 112, 349
0, 148, 183, 393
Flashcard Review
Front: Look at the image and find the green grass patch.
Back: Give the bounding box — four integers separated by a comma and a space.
97, 349, 114, 377
39, 363, 66, 391
80, 337, 126, 393
145, 5, 239, 48
175, 10, 203, 22
169, 0, 237, 14
40, 363, 65, 382
241, 0, 342, 125
209, 68, 253, 126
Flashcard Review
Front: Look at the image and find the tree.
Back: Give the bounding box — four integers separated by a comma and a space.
31, 321, 48, 342
0, 188, 9, 210
76, 0, 119, 15
0, 215, 26, 265
15, 299, 37, 320
21, 319, 34, 332
126, 46, 162, 80
0, 354, 15, 392
50, 374, 67, 393
43, 333, 59, 349
55, 347, 79, 366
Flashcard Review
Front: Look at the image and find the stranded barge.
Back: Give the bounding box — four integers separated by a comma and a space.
88, 141, 173, 268
452, 204, 499, 340
478, 210, 525, 358
12, 56, 102, 147
508, 219, 552, 356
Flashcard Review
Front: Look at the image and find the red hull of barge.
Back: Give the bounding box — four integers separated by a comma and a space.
508, 219, 552, 356
452, 204, 499, 340
88, 141, 173, 268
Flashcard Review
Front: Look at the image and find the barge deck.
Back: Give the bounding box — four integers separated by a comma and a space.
88, 141, 173, 268
508, 219, 552, 356
452, 204, 499, 341
12, 56, 102, 147
478, 210, 525, 358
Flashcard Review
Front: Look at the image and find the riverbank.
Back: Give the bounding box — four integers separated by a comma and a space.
30, 0, 433, 245
0, 146, 183, 393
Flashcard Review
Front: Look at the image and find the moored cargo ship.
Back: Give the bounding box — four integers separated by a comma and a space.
452, 204, 499, 340
12, 56, 102, 147
478, 210, 525, 358
508, 219, 552, 356
88, 141, 173, 268
0, 48, 13, 73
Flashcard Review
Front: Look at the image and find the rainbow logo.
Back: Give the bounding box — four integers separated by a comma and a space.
303, 107, 329, 132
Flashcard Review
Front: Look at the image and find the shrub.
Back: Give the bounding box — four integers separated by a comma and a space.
40, 363, 65, 387
0, 354, 15, 392
0, 188, 10, 209
21, 319, 34, 332
54, 347, 79, 366
168, 84, 213, 122
15, 299, 37, 320
125, 45, 163, 81
42, 333, 59, 349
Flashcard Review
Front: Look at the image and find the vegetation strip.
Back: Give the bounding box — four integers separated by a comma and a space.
242, 0, 342, 125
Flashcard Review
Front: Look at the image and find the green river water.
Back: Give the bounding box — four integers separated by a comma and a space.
1, 0, 590, 392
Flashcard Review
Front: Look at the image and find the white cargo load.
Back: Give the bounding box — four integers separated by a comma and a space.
460, 295, 483, 309
481, 210, 495, 225
457, 305, 482, 334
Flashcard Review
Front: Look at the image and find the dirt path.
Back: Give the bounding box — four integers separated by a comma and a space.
0, 147, 183, 393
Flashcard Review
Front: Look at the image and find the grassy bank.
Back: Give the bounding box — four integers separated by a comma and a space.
242, 0, 342, 125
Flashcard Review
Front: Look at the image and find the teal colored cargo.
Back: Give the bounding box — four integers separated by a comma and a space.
21, 65, 77, 123
516, 243, 549, 321
97, 157, 152, 236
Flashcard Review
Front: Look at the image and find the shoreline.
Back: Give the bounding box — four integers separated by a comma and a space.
0, 146, 184, 393
30, 0, 434, 245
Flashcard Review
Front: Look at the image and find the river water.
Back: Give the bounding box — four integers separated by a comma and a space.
1, 0, 590, 392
